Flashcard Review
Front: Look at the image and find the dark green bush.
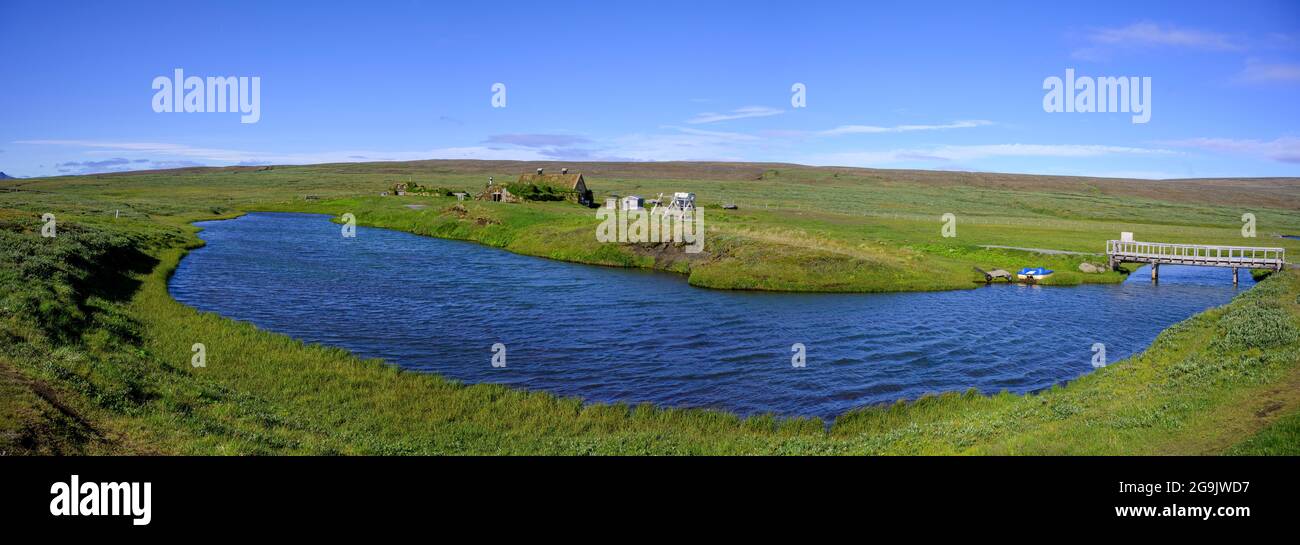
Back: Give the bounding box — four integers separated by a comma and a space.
1212, 302, 1300, 351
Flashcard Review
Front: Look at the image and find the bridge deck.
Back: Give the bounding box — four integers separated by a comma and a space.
1106, 240, 1286, 270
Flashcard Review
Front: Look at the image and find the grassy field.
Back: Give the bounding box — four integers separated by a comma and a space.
11, 160, 1300, 291
2, 160, 1299, 454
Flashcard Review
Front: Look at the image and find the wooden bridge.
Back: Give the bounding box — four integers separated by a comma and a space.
1106, 240, 1287, 284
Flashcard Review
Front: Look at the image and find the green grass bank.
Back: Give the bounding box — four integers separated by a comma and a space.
3, 215, 1297, 454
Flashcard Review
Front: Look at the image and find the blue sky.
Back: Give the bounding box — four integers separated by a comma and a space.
1, 0, 1298, 178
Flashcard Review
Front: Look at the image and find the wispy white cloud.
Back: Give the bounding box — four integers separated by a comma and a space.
18, 140, 258, 162
807, 144, 1177, 167
661, 126, 761, 141
15, 139, 555, 166
481, 134, 602, 161
49, 157, 211, 175
1072, 22, 1244, 60
1236, 60, 1300, 84
1161, 136, 1300, 163
604, 130, 753, 162
1085, 22, 1242, 51
16, 136, 1191, 176
817, 120, 993, 136
686, 106, 783, 124
484, 134, 591, 147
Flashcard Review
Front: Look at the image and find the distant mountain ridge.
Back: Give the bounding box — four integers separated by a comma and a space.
0, 172, 14, 179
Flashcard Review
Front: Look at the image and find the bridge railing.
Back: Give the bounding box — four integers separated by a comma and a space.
1106, 240, 1285, 265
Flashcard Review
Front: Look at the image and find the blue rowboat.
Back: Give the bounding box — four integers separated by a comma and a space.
1017, 267, 1054, 281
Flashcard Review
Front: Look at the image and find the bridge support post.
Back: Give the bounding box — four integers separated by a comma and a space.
1151, 263, 1158, 283
1233, 267, 1239, 285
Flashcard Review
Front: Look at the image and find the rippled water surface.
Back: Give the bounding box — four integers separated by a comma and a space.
169, 212, 1255, 419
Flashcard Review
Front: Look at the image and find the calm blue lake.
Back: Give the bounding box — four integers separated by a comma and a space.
168, 212, 1254, 420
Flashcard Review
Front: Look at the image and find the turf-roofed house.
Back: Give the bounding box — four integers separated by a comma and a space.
480, 167, 595, 206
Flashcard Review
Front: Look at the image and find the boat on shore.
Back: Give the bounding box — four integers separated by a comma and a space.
1017, 267, 1054, 281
